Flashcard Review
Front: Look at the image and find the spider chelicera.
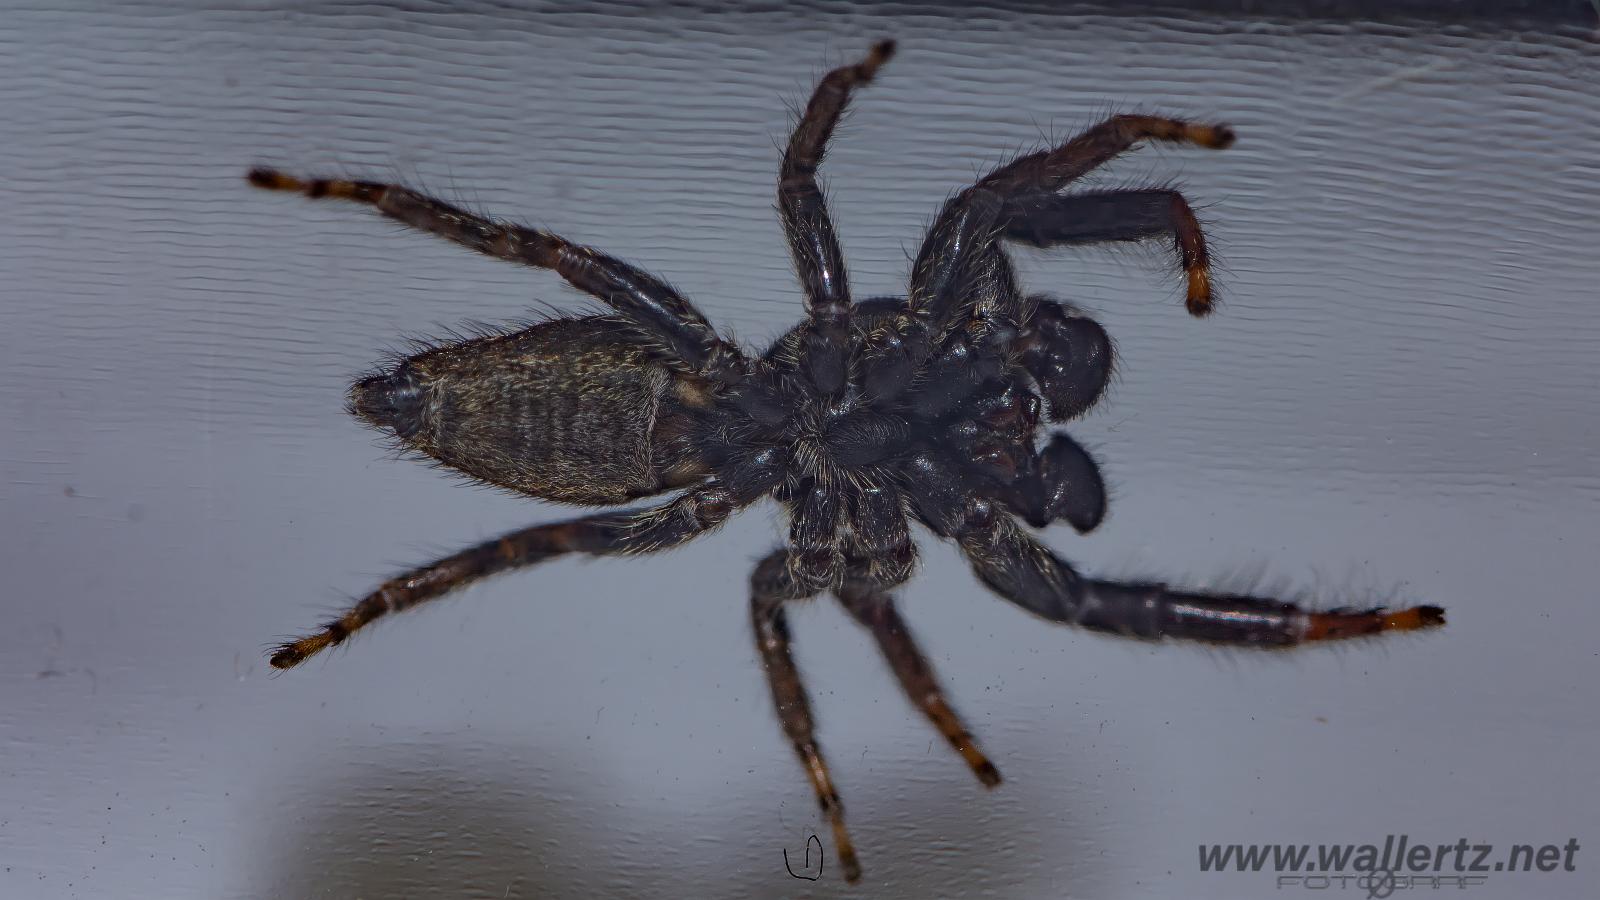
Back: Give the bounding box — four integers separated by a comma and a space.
251, 40, 1443, 884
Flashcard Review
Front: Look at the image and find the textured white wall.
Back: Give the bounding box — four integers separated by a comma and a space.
2, 3, 1597, 898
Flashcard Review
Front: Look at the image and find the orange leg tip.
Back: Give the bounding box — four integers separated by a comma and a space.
857, 39, 896, 80
268, 647, 301, 669
1185, 269, 1214, 316
1385, 605, 1447, 631
1305, 604, 1447, 641
828, 817, 863, 882
269, 633, 329, 668
974, 759, 1003, 788
247, 168, 299, 191
1189, 123, 1236, 149
841, 855, 863, 884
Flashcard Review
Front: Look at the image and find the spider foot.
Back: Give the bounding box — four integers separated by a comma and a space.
247, 168, 384, 202
1187, 122, 1235, 149
269, 632, 332, 669
1304, 604, 1447, 641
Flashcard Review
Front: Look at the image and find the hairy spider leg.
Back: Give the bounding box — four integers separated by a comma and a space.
958, 516, 1446, 646
889, 251, 1028, 426
783, 476, 916, 596
864, 116, 1221, 399
246, 170, 746, 382
966, 238, 1039, 327
957, 216, 1118, 426
1004, 188, 1216, 317
979, 114, 1231, 315
788, 477, 845, 590
896, 449, 1443, 643
975, 176, 1214, 428
749, 550, 863, 883
836, 573, 1001, 788
863, 111, 1234, 399
780, 39, 896, 394
860, 188, 1007, 402
844, 481, 917, 591
269, 484, 744, 669
928, 206, 1118, 427
900, 113, 1231, 345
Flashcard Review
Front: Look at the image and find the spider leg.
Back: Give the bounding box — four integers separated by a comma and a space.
844, 479, 917, 591
789, 477, 845, 590
1005, 188, 1217, 316
789, 470, 917, 593
780, 39, 895, 393
892, 248, 1028, 416
867, 115, 1225, 396
851, 159, 1016, 400
956, 514, 1445, 646
954, 237, 1112, 427
268, 483, 743, 668
749, 549, 863, 883
781, 38, 892, 313
247, 170, 745, 382
968, 237, 1035, 325
901, 113, 1231, 334
836, 571, 1001, 788
982, 114, 1232, 202
861, 188, 1006, 401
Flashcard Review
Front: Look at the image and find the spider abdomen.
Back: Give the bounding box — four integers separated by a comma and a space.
350, 316, 673, 505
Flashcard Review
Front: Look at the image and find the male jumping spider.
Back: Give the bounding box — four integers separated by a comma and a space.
252, 40, 1444, 884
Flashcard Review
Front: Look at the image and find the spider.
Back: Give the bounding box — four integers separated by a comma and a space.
251, 40, 1444, 884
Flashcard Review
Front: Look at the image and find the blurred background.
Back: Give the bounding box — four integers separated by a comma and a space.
3, 2, 1597, 897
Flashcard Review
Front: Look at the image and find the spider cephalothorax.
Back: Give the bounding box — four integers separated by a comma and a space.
252, 40, 1442, 884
